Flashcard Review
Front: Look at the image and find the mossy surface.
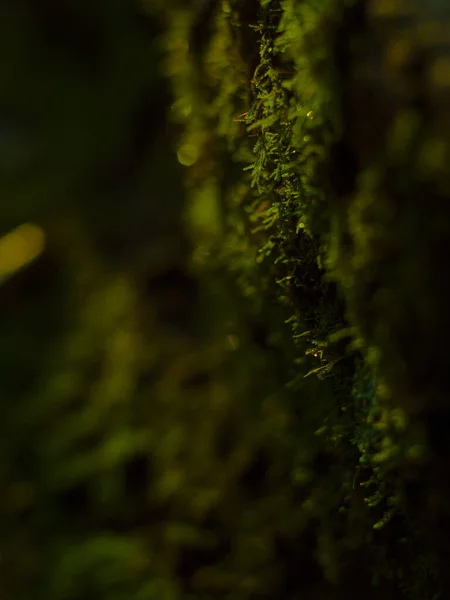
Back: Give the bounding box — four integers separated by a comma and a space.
157, 0, 450, 596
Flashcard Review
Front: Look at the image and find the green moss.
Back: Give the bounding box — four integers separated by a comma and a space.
2, 1, 449, 598
158, 0, 448, 596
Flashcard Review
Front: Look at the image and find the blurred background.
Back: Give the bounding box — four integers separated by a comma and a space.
0, 3, 315, 599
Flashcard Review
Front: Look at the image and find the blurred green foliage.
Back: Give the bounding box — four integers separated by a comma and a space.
1, 0, 450, 599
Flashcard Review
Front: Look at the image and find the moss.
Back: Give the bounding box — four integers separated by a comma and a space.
2, 0, 450, 598
159, 0, 450, 596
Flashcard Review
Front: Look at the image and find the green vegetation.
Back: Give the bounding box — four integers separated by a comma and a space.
1, 0, 450, 598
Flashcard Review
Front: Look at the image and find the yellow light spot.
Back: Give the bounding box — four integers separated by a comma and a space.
0, 223, 45, 280
306, 110, 315, 120
225, 334, 240, 350
177, 144, 199, 167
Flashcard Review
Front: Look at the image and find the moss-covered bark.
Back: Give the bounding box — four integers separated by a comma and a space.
157, 0, 450, 597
